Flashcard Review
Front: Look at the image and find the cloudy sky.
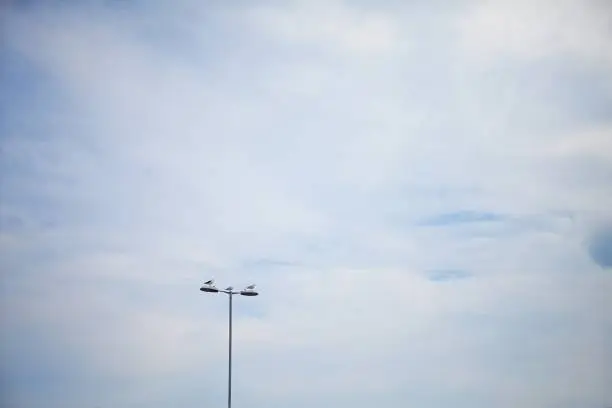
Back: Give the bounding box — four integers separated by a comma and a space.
1, 1, 612, 407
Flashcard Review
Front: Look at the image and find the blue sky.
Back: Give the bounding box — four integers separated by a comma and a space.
1, 1, 612, 407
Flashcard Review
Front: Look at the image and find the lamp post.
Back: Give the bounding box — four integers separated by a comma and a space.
200, 280, 258, 408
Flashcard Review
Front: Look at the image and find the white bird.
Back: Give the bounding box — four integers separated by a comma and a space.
225, 286, 234, 291
204, 279, 215, 285
245, 284, 256, 290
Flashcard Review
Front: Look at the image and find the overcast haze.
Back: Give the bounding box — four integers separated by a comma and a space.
1, 1, 612, 407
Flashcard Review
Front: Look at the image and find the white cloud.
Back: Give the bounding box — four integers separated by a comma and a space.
457, 0, 612, 68
548, 125, 612, 160
244, 1, 402, 56
1, 1, 612, 408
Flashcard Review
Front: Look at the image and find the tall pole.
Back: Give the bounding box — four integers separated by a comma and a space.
228, 292, 233, 408
200, 282, 258, 408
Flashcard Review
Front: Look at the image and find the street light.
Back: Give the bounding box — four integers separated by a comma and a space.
200, 279, 258, 408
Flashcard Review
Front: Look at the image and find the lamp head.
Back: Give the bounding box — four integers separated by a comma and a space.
240, 284, 258, 296
200, 279, 219, 293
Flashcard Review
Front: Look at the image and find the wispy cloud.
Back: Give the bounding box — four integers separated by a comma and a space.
1, 1, 611, 408
418, 211, 506, 226
426, 269, 472, 282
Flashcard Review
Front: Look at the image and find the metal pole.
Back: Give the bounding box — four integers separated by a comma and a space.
228, 292, 233, 408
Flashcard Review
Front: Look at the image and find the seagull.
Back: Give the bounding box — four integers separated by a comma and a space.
204, 279, 215, 285
245, 284, 256, 290
225, 286, 234, 291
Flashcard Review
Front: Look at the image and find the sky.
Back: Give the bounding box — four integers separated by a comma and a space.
1, 0, 612, 407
